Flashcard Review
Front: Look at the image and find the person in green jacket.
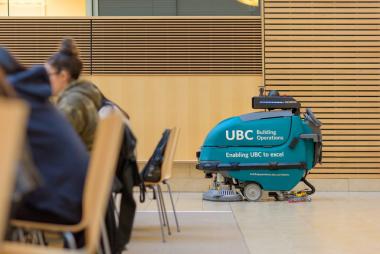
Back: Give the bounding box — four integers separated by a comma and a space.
46, 38, 102, 151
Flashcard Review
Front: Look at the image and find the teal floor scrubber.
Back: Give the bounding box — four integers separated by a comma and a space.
196, 90, 322, 202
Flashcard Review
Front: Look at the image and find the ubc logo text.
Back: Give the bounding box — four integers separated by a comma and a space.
225, 130, 254, 141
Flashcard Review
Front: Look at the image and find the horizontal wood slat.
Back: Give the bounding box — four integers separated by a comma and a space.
91, 18, 261, 74
263, 0, 380, 177
0, 19, 91, 73
0, 17, 262, 75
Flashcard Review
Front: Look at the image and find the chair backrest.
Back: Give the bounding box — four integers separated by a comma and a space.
81, 113, 124, 254
0, 99, 28, 241
161, 127, 180, 182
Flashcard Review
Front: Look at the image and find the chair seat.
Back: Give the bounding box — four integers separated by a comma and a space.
1, 242, 83, 254
144, 181, 160, 186
11, 219, 84, 233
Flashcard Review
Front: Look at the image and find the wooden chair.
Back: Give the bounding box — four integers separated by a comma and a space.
3, 113, 124, 254
161, 127, 181, 233
144, 127, 180, 242
0, 98, 29, 246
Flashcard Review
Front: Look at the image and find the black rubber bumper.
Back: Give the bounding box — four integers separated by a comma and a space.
196, 161, 307, 171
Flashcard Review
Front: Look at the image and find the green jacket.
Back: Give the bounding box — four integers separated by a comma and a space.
56, 80, 102, 151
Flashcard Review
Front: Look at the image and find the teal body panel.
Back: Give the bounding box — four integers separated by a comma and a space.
198, 114, 316, 191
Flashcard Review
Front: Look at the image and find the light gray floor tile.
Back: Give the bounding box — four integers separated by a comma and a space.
232, 192, 380, 254
127, 211, 249, 254
127, 192, 380, 254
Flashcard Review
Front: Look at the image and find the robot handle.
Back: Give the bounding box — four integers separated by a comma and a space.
305, 108, 322, 127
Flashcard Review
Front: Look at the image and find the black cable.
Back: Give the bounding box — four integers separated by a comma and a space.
302, 177, 316, 195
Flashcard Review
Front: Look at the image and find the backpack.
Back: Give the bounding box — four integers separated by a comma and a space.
99, 99, 141, 253
141, 129, 171, 182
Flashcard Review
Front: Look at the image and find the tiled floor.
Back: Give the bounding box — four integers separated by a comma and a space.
127, 192, 380, 254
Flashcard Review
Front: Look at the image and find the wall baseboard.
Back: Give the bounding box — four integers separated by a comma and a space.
140, 162, 380, 192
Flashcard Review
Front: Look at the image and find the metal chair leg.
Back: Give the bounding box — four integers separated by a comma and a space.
153, 185, 166, 242
10, 228, 19, 241
112, 193, 120, 225
159, 199, 167, 227
63, 232, 77, 249
157, 184, 171, 236
16, 228, 26, 242
101, 221, 112, 254
31, 230, 39, 244
31, 230, 45, 245
155, 187, 166, 227
37, 231, 47, 245
164, 180, 180, 232
152, 186, 165, 230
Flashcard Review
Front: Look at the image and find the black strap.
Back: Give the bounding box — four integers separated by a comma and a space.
139, 183, 146, 203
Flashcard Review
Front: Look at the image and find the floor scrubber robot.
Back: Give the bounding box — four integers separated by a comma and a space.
196, 90, 322, 201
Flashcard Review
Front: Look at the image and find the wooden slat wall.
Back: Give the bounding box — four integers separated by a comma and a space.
0, 17, 261, 75
0, 19, 91, 73
91, 17, 261, 74
263, 0, 380, 177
